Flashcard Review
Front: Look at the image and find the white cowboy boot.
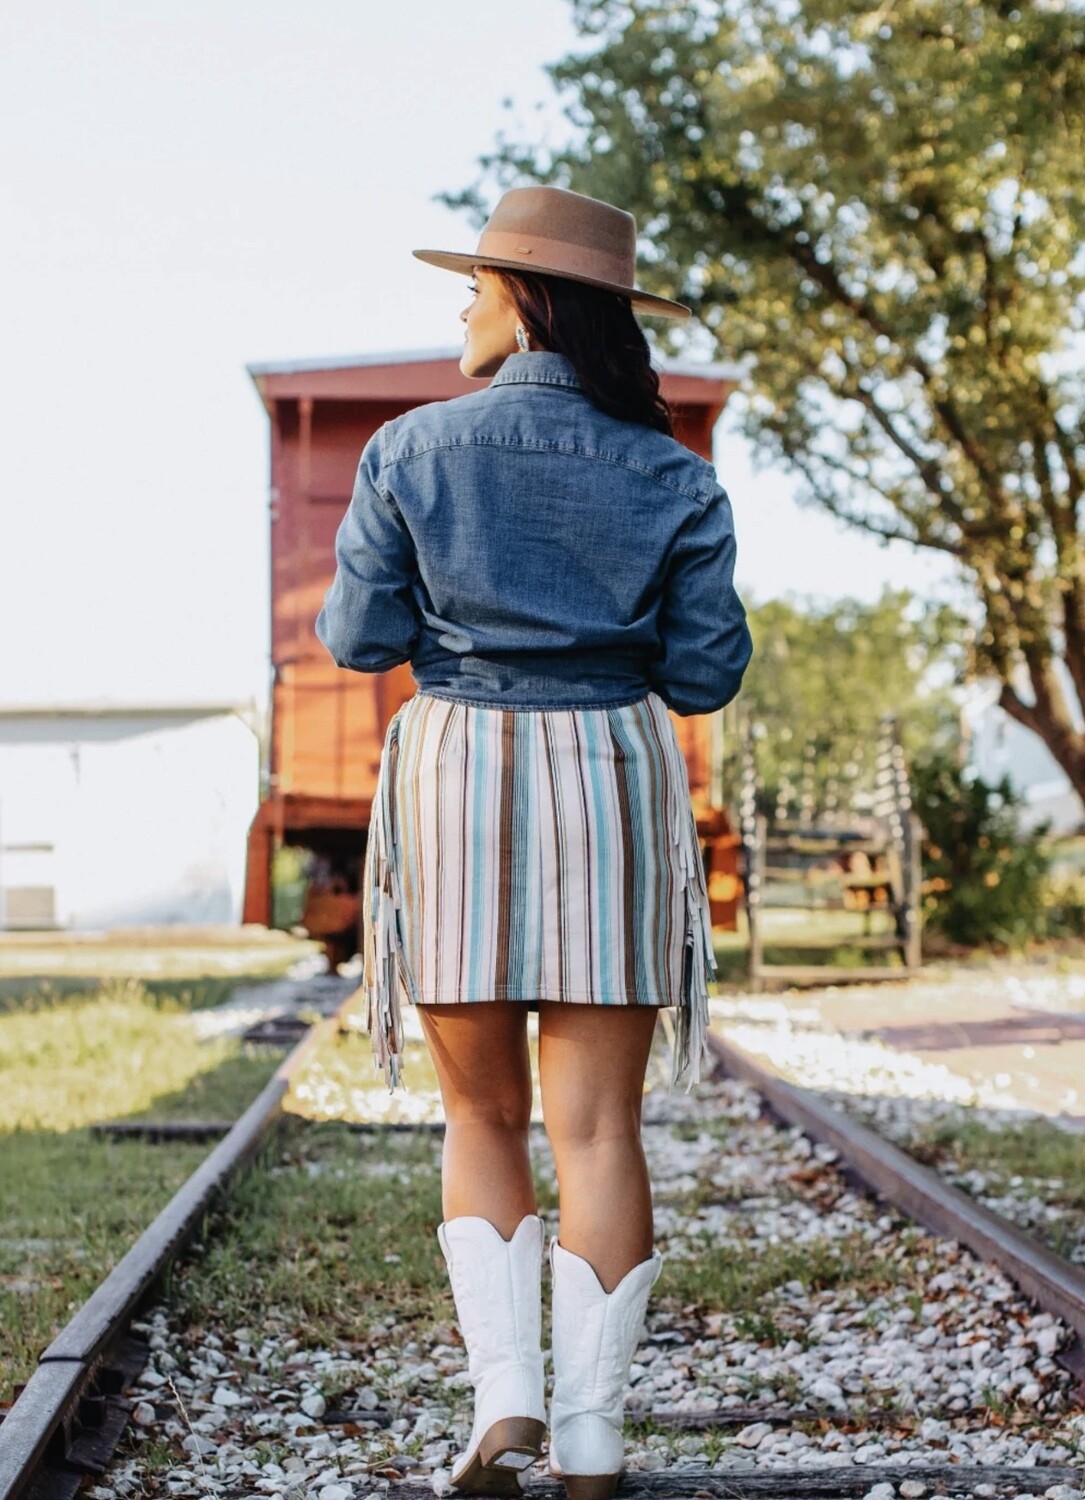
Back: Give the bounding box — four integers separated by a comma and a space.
547, 1237, 664, 1500
437, 1213, 547, 1495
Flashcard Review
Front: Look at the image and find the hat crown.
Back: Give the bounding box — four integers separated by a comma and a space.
410, 184, 690, 317
484, 187, 636, 273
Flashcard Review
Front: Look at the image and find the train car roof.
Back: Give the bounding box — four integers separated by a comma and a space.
246, 346, 746, 412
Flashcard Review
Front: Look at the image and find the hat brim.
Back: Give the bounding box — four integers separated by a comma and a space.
412, 248, 692, 320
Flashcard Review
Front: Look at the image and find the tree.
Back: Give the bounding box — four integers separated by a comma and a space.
460, 0, 1085, 803
737, 588, 961, 809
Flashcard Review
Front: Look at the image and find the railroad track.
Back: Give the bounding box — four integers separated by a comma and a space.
2, 1019, 1084, 1498
0, 1019, 329, 1500
700, 1028, 1085, 1398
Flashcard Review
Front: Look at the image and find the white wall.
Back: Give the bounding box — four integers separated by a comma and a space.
0, 710, 260, 928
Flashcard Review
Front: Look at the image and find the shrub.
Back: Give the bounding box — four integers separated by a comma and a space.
912, 752, 1052, 949
1041, 869, 1085, 940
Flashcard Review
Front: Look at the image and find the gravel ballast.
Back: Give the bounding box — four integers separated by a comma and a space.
99, 1053, 1084, 1500
708, 978, 1085, 1269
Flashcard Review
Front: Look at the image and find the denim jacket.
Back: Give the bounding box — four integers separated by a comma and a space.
316, 352, 752, 715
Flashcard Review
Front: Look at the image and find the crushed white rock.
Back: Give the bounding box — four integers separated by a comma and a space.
100, 1037, 1082, 1498
707, 976, 1085, 1269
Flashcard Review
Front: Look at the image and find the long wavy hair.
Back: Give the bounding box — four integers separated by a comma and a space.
489, 268, 674, 437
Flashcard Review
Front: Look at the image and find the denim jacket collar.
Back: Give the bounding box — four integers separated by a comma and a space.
490, 351, 581, 390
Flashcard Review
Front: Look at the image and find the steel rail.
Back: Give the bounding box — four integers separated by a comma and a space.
705, 1028, 1085, 1383
8, 1014, 1084, 1496
0, 1017, 329, 1500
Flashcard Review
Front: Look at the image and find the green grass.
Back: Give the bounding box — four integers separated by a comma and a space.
906, 1114, 1085, 1265
624, 1411, 826, 1464
1, 1128, 213, 1391
0, 928, 316, 993
0, 971, 307, 1014
710, 907, 906, 986
173, 1124, 448, 1340
709, 902, 1085, 987
0, 1042, 287, 1399
661, 1228, 919, 1313
0, 966, 295, 1399
0, 983, 277, 1132
287, 1016, 448, 1125
913, 1116, 1085, 1205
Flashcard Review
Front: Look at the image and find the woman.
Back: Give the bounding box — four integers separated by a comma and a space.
316, 185, 752, 1500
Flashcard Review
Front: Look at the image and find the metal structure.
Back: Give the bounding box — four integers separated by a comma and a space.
242, 348, 746, 954
5, 1025, 1085, 1494
0, 1024, 327, 1500
739, 714, 923, 987
705, 1028, 1085, 1397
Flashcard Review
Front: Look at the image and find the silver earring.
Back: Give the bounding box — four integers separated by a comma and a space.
515, 324, 530, 353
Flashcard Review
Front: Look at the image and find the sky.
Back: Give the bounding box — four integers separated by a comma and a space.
1, 0, 961, 710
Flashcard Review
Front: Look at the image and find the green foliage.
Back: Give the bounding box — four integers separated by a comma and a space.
738, 587, 960, 809
0, 981, 252, 1133
177, 1125, 448, 1333
662, 1226, 924, 1311
0, 1033, 283, 1397
912, 750, 1052, 948
916, 1113, 1085, 1211
271, 843, 309, 931
469, 0, 1085, 801
1041, 867, 1085, 940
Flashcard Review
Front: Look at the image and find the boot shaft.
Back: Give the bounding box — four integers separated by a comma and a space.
436, 1214, 548, 1492
437, 1213, 546, 1425
548, 1238, 663, 1426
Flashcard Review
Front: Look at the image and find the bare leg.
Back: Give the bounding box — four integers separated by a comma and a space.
416, 1000, 536, 1237
537, 1002, 660, 1292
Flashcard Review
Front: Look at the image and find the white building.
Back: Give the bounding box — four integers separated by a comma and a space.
0, 703, 261, 930
961, 670, 1084, 836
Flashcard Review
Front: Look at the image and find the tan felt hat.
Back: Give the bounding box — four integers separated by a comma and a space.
413, 185, 691, 319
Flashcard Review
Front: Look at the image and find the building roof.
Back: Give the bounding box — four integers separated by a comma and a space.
246, 345, 747, 411
0, 700, 260, 721
247, 345, 746, 382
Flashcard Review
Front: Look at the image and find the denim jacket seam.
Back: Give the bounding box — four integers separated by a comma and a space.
371, 425, 416, 527
491, 375, 581, 391
387, 435, 708, 504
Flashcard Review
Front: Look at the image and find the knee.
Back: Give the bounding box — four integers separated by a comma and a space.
444, 1090, 532, 1136
544, 1095, 641, 1159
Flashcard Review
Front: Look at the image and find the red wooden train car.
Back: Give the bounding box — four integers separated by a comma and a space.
242, 349, 743, 959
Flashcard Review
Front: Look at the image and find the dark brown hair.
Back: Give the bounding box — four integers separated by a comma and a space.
490, 268, 674, 437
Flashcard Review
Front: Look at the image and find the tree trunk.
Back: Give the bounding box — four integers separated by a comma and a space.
998, 682, 1085, 808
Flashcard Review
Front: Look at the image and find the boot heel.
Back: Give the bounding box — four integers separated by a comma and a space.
563, 1475, 620, 1500
451, 1415, 544, 1493
480, 1414, 546, 1469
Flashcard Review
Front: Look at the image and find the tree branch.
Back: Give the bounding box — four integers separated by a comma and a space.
845, 381, 972, 533
1035, 377, 1085, 510
779, 446, 964, 555
704, 186, 1019, 528
998, 681, 1042, 738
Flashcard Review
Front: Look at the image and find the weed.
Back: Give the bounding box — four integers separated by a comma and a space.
917, 1117, 1085, 1208
733, 1307, 792, 1346
661, 1229, 904, 1313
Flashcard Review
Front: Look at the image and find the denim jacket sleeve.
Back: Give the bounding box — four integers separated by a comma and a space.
647, 483, 753, 717
315, 426, 421, 672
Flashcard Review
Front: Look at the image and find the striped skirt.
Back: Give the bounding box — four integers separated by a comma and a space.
361, 689, 717, 1095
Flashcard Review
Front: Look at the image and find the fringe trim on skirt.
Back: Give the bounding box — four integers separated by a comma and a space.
364, 690, 717, 1092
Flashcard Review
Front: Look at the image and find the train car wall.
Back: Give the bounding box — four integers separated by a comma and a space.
0, 704, 259, 930
243, 348, 746, 954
